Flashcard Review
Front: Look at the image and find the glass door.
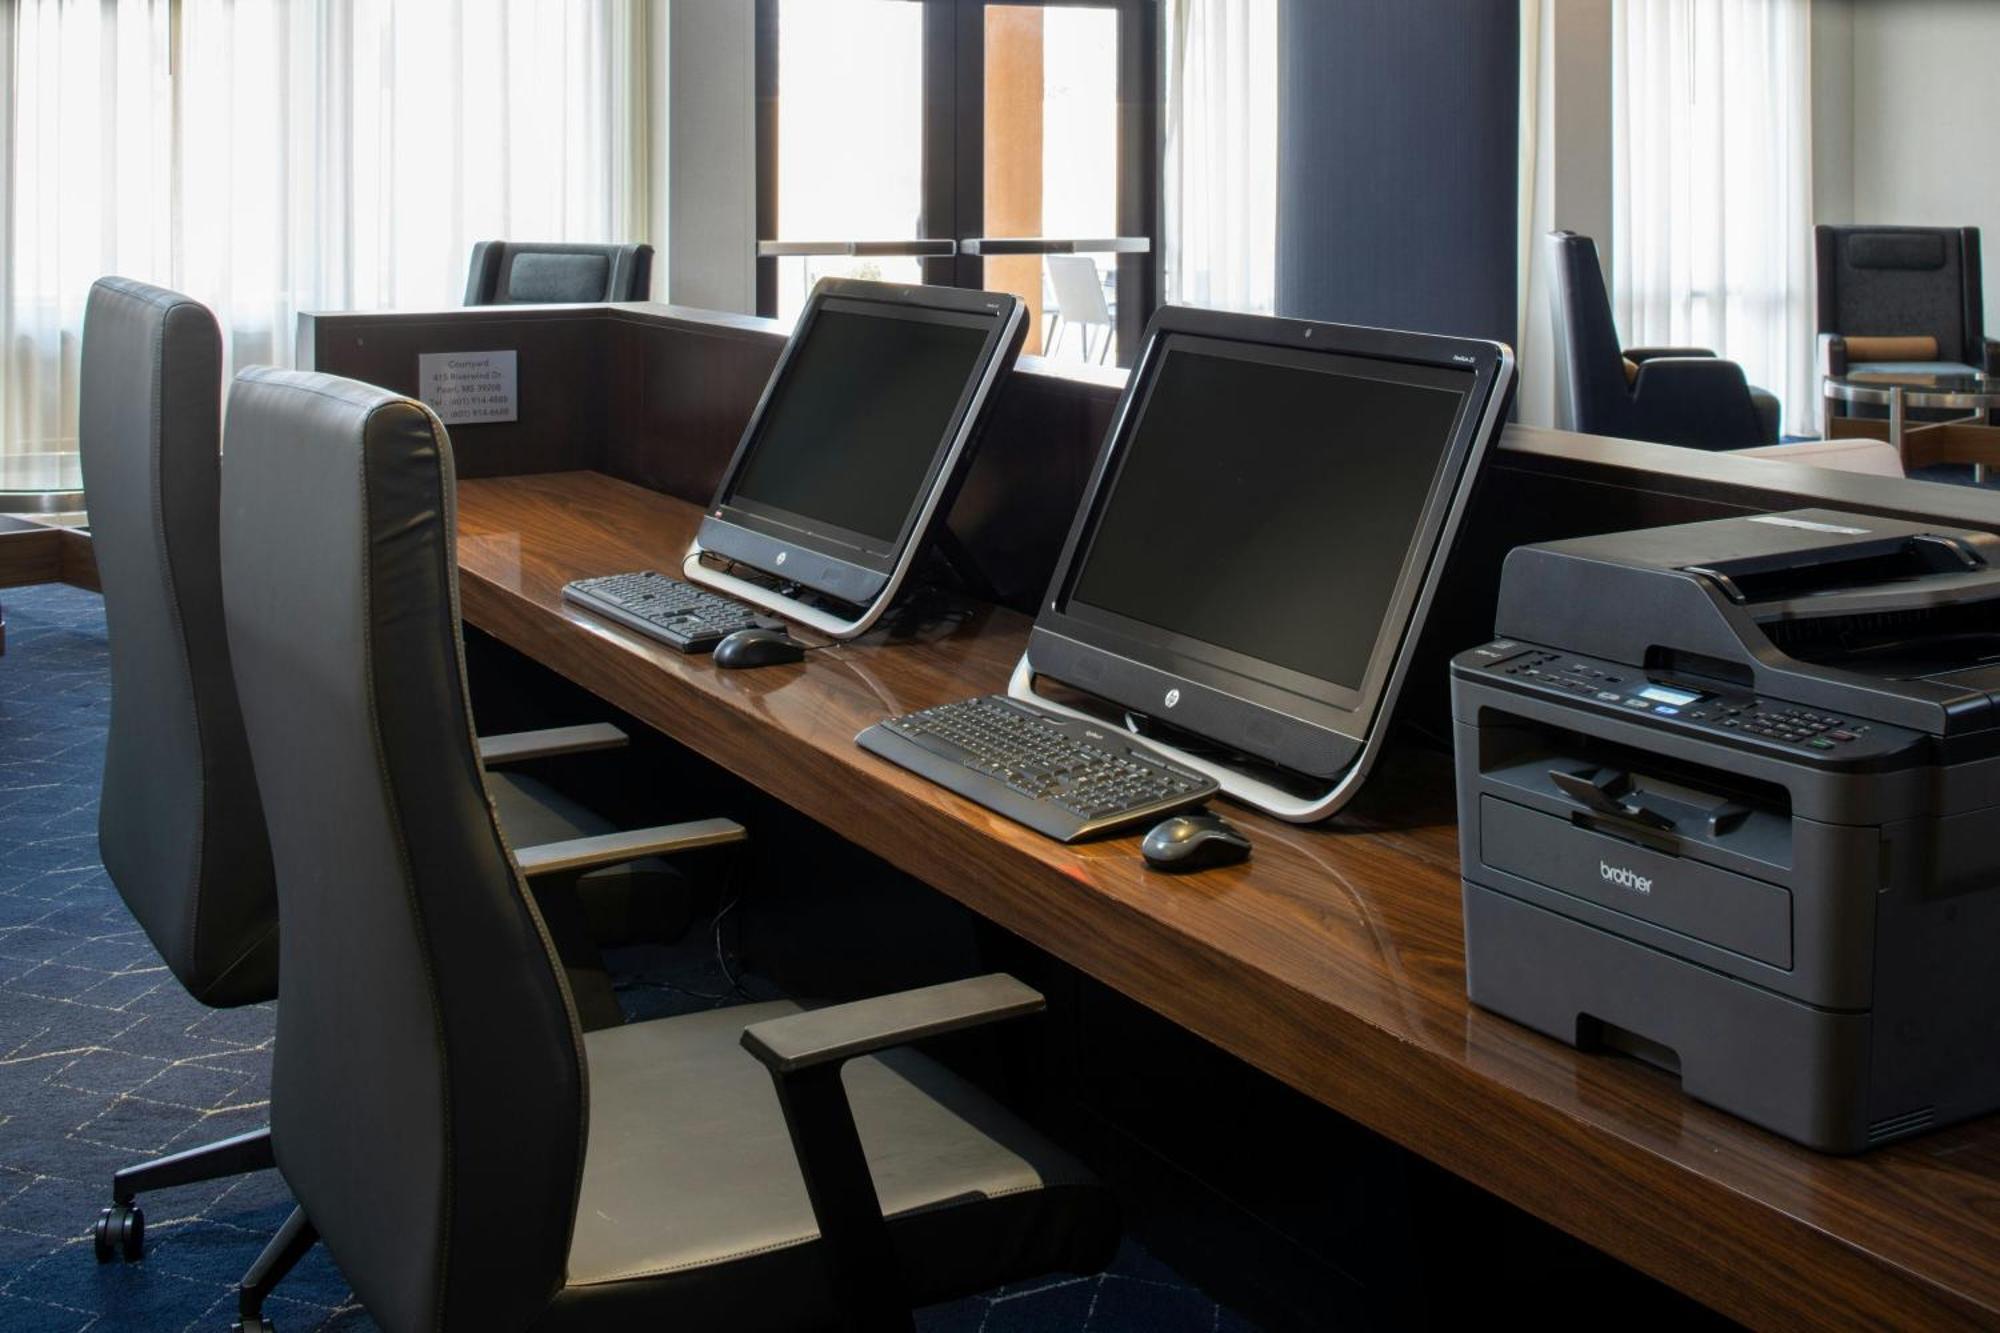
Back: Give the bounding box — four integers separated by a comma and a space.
757, 0, 1158, 362
968, 2, 1151, 362
758, 0, 936, 325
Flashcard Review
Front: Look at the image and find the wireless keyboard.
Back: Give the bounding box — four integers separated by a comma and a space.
562, 571, 786, 653
857, 695, 1218, 842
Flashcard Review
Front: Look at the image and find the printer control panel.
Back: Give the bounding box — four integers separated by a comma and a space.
1464, 642, 1899, 759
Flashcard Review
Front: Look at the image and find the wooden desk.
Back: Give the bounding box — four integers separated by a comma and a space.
456, 469, 2000, 1332
0, 518, 95, 592
0, 517, 97, 653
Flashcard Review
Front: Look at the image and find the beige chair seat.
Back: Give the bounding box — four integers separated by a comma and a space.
542, 1002, 1116, 1330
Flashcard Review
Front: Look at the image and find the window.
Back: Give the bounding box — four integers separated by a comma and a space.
1161, 0, 1277, 316
770, 0, 928, 323
755, 0, 1160, 365
1612, 0, 1815, 434
0, 0, 648, 477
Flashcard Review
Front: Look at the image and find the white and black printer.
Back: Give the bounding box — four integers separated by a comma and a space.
1452, 509, 2000, 1151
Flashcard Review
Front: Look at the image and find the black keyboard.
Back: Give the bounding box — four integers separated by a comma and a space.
562, 571, 786, 653
857, 695, 1218, 842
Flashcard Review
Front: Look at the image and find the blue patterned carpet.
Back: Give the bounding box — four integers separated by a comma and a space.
0, 584, 1258, 1333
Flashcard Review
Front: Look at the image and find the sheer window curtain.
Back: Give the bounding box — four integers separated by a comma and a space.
0, 0, 651, 472
1612, 0, 1815, 436
1516, 0, 1555, 426
1163, 0, 1276, 313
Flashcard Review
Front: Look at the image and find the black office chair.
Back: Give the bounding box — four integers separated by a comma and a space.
1546, 231, 1780, 450
1816, 225, 2000, 385
215, 365, 1120, 1333
464, 241, 653, 305
74, 278, 727, 1262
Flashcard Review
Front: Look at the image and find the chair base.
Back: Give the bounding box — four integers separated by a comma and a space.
96, 1126, 275, 1262
93, 1201, 142, 1263
234, 1205, 318, 1333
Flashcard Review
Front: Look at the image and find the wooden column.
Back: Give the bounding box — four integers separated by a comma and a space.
984, 7, 1045, 352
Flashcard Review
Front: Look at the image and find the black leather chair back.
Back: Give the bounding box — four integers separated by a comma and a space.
1546, 230, 1634, 438
463, 241, 652, 304
1816, 225, 1984, 364
76, 278, 278, 1008
1546, 231, 1770, 449
220, 368, 585, 1332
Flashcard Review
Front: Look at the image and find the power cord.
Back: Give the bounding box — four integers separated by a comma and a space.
711, 896, 748, 996
611, 846, 755, 1005
611, 902, 750, 1005
712, 838, 754, 999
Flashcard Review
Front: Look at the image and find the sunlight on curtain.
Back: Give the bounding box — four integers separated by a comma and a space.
0, 0, 647, 467
771, 0, 925, 323
1612, 0, 1815, 434
1, 0, 173, 482
1042, 7, 1118, 243
1163, 0, 1276, 314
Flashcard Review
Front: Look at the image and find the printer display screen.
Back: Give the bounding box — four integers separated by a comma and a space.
1636, 683, 1704, 707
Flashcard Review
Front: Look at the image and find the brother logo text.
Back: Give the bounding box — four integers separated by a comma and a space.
1600, 861, 1652, 895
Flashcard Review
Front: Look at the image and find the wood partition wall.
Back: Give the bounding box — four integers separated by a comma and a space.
298, 302, 1128, 616
298, 298, 2000, 722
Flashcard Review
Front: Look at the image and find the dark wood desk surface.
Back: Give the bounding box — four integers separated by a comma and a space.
456, 469, 2000, 1332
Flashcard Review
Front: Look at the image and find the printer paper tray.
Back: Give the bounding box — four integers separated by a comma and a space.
1479, 795, 1793, 968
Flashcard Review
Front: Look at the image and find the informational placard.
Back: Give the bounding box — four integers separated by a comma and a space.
417, 350, 518, 425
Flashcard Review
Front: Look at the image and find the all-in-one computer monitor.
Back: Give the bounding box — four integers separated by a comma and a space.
1010, 306, 1514, 821
685, 277, 1026, 638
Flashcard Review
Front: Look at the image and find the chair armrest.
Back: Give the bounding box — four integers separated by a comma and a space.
1628, 357, 1768, 450
1625, 345, 1716, 362
1820, 332, 1850, 378
738, 975, 1047, 1331
513, 817, 746, 878
1630, 356, 1753, 398
741, 974, 1045, 1074
478, 723, 627, 766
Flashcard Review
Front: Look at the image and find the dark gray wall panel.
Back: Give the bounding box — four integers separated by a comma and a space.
1276, 0, 1519, 344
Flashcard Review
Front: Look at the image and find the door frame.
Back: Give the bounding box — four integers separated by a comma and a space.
755, 0, 1160, 364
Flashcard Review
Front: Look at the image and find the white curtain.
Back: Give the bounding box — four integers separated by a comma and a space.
1517, 0, 1553, 425
1612, 0, 1815, 435
1162, 0, 1276, 314
0, 0, 651, 469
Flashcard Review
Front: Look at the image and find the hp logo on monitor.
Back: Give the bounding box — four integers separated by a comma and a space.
1164, 688, 1181, 709
775, 551, 788, 566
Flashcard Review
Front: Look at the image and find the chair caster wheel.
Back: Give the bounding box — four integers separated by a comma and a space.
94, 1203, 143, 1263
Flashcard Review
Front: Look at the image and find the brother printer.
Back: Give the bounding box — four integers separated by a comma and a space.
1452, 509, 2000, 1151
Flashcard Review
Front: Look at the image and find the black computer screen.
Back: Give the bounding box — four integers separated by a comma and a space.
727, 305, 993, 548
1066, 336, 1471, 693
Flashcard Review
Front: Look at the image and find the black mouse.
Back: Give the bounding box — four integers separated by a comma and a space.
712, 627, 806, 669
1141, 813, 1251, 872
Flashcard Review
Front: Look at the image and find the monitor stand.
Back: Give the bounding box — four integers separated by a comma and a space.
1118, 709, 1333, 802
912, 523, 1003, 607
684, 540, 983, 645
682, 545, 881, 640
1005, 655, 1374, 823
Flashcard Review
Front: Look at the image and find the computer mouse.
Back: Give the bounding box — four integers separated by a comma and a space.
1141, 813, 1251, 872
712, 627, 806, 669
